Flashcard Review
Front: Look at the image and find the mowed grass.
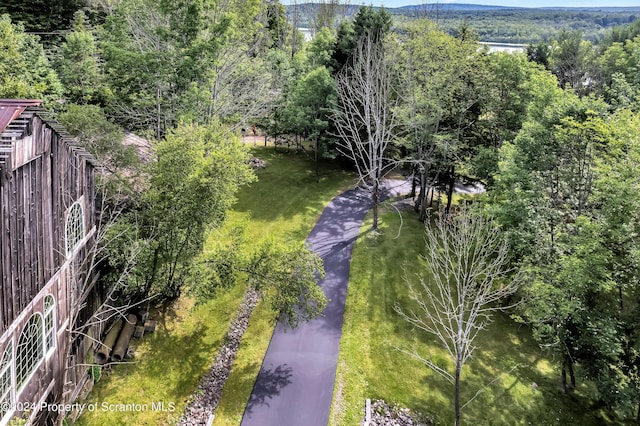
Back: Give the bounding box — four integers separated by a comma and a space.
212, 147, 355, 425
330, 205, 611, 426
77, 146, 355, 425
75, 287, 246, 426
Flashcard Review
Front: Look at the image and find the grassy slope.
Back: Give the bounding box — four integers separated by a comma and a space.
76, 146, 354, 425
331, 206, 609, 426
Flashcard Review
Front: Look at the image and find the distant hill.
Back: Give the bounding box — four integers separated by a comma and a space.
393, 3, 520, 12
288, 3, 640, 16
286, 2, 519, 21
288, 3, 640, 44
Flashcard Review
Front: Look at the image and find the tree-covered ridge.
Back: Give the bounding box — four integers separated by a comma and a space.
289, 3, 640, 43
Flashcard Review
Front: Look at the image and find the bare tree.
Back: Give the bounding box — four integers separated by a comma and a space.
333, 35, 398, 230
395, 209, 520, 426
311, 0, 340, 35
206, 42, 275, 128
56, 181, 150, 425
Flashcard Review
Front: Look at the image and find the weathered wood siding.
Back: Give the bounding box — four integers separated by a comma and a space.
0, 112, 96, 334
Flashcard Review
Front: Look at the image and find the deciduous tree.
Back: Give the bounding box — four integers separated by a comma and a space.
191, 225, 327, 329
117, 122, 255, 300
396, 210, 520, 426
0, 15, 63, 102
333, 35, 397, 230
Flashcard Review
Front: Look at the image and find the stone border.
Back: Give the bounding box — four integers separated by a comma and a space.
178, 288, 260, 425
364, 399, 434, 426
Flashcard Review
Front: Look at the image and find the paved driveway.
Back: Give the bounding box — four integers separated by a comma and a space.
240, 180, 410, 426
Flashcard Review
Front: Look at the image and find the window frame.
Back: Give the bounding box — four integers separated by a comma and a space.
15, 313, 44, 393
44, 295, 55, 357
65, 199, 85, 257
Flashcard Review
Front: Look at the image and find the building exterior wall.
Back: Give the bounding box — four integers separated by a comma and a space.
0, 108, 99, 425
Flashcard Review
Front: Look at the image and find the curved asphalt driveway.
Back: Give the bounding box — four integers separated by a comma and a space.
240, 180, 410, 426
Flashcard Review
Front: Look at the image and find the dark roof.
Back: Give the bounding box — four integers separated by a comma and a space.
0, 99, 42, 133
0, 99, 98, 170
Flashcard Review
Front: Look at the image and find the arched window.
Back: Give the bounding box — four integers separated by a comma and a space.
16, 314, 43, 390
44, 295, 55, 355
65, 201, 84, 256
0, 342, 13, 422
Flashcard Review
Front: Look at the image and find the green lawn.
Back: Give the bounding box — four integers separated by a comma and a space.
330, 205, 613, 426
77, 145, 614, 426
212, 147, 355, 425
76, 146, 355, 426
75, 287, 246, 426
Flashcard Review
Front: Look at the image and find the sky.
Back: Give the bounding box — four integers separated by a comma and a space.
332, 0, 640, 8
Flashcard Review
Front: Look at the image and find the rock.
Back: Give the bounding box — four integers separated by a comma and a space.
177, 288, 260, 425
248, 157, 267, 169
365, 399, 434, 426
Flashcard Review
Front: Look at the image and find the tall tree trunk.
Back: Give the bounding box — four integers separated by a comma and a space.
568, 356, 576, 388
446, 165, 455, 215
372, 180, 379, 230
619, 285, 624, 310
455, 359, 462, 426
561, 365, 568, 393
418, 171, 429, 222
156, 84, 162, 141
410, 165, 417, 199
315, 136, 320, 183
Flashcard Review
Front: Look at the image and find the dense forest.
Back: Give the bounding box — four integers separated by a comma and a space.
290, 3, 640, 43
2, 0, 640, 423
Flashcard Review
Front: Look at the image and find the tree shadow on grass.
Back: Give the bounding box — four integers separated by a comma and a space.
232, 147, 354, 223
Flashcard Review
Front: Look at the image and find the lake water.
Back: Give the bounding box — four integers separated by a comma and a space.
480, 42, 527, 53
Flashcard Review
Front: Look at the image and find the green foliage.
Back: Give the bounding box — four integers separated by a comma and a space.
89, 365, 102, 384
57, 104, 135, 175
54, 11, 107, 104
476, 52, 554, 182
191, 224, 326, 329
486, 78, 640, 418
266, 1, 288, 49
0, 0, 85, 40
352, 5, 392, 43
399, 8, 639, 44
526, 42, 551, 69
598, 35, 640, 109
0, 15, 63, 102
100, 0, 230, 137
109, 122, 255, 300
306, 27, 335, 70
283, 65, 337, 169
330, 6, 392, 73
550, 30, 595, 94
395, 21, 496, 215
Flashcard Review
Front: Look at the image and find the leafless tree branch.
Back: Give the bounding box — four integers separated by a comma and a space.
395, 207, 521, 426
